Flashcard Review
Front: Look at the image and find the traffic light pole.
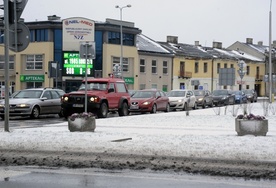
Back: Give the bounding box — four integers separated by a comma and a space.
4, 0, 10, 132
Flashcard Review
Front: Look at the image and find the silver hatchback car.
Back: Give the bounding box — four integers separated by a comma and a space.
167, 89, 197, 111
0, 88, 65, 119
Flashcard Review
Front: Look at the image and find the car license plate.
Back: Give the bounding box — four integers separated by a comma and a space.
130, 105, 139, 109
73, 104, 84, 108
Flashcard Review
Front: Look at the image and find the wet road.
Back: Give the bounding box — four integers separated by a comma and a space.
0, 166, 275, 188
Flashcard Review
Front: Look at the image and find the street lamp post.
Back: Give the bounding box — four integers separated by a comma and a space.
115, 4, 131, 78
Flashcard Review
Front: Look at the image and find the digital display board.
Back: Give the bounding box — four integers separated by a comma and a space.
62, 51, 94, 77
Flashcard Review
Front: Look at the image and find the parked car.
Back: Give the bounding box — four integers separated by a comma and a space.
232, 90, 248, 104
243, 89, 258, 103
167, 89, 197, 111
61, 77, 130, 118
212, 89, 235, 106
128, 90, 137, 97
129, 89, 170, 114
0, 88, 65, 119
193, 90, 213, 108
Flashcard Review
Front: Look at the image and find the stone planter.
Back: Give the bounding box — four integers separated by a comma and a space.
235, 118, 268, 136
68, 117, 96, 132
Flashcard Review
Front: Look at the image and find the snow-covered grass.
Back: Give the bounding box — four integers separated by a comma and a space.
0, 102, 275, 162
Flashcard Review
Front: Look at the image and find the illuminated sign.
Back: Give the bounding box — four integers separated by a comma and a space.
62, 51, 94, 77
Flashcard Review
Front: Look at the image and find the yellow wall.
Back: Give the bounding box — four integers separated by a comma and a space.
0, 42, 54, 91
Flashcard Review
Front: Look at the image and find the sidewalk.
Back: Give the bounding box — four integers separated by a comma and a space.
0, 102, 276, 178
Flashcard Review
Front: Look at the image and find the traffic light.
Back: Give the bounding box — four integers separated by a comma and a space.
8, 0, 28, 24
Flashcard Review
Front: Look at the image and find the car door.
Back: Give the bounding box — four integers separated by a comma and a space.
107, 82, 117, 109
155, 91, 164, 110
51, 90, 62, 113
187, 90, 196, 108
40, 91, 53, 114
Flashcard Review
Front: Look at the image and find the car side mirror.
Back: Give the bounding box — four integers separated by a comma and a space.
108, 88, 115, 93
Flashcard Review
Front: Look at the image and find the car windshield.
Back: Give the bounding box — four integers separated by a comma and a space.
79, 82, 108, 91
243, 90, 252, 94
132, 91, 154, 98
14, 90, 43, 99
194, 90, 204, 96
167, 90, 185, 97
234, 91, 243, 95
212, 90, 228, 96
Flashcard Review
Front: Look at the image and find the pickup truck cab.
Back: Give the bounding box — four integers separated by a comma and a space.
61, 78, 130, 118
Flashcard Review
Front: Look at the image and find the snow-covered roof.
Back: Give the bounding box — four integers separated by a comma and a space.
136, 34, 171, 54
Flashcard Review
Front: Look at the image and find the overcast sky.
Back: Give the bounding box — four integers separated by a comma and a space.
20, 0, 275, 48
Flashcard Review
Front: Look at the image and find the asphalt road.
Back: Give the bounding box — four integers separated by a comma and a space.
1, 166, 275, 188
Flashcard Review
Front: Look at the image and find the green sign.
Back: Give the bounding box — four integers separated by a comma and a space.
124, 77, 134, 84
20, 75, 45, 82
62, 51, 94, 77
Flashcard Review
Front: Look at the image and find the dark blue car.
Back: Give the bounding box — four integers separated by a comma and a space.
233, 90, 247, 104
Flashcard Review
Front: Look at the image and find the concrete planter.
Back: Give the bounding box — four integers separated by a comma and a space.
235, 118, 268, 136
68, 117, 96, 132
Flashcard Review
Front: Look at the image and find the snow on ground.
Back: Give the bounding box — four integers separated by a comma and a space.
0, 102, 276, 162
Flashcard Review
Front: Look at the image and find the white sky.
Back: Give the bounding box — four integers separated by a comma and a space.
1, 102, 276, 162
19, 0, 275, 48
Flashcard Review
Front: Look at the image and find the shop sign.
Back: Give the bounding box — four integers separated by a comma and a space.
20, 75, 45, 82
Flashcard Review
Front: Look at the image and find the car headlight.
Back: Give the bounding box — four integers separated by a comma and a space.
198, 98, 203, 101
63, 96, 69, 102
177, 99, 183, 103
0, 104, 4, 108
89, 96, 99, 103
16, 104, 30, 108
143, 101, 150, 105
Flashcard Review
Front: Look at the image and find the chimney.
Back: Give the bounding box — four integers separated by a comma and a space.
195, 41, 200, 46
48, 15, 61, 21
257, 41, 263, 46
246, 38, 253, 44
167, 36, 178, 44
212, 42, 222, 49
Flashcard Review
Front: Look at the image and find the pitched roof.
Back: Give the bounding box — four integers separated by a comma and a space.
158, 42, 213, 59
136, 34, 172, 55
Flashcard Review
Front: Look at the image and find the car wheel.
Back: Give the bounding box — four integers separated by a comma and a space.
150, 104, 157, 114
98, 102, 108, 118
164, 103, 170, 112
30, 106, 40, 119
118, 102, 129, 116
202, 101, 206, 109
58, 108, 64, 118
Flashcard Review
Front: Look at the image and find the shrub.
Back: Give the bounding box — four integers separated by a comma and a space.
236, 113, 266, 120
69, 112, 95, 121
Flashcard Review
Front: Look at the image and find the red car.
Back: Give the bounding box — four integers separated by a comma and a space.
129, 89, 170, 114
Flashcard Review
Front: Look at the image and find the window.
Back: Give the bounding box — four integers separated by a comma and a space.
139, 84, 146, 90
151, 84, 157, 89
30, 29, 49, 42
180, 61, 185, 77
152, 60, 157, 74
140, 59, 145, 73
224, 63, 227, 68
108, 32, 135, 46
26, 55, 43, 70
0, 55, 14, 70
26, 82, 42, 88
195, 62, 199, 73
204, 62, 208, 73
246, 66, 250, 75
162, 85, 168, 92
112, 57, 129, 72
217, 63, 221, 74
163, 61, 168, 74
116, 82, 127, 93
230, 64, 234, 68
